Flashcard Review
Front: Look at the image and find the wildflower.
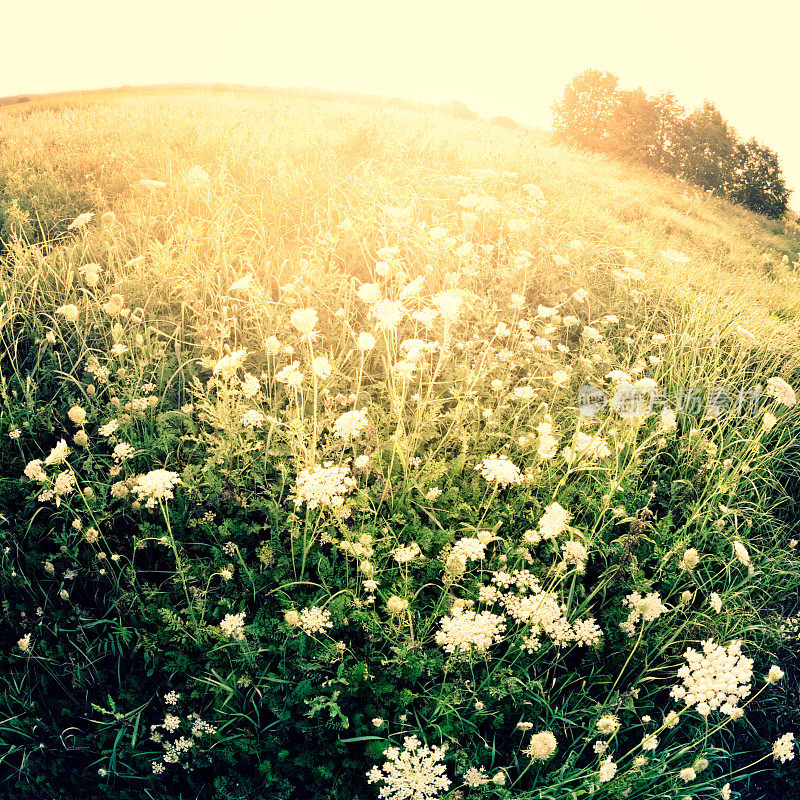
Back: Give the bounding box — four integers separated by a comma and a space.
523, 731, 557, 761
386, 596, 409, 614
79, 263, 102, 287
664, 710, 680, 728
463, 767, 489, 787
290, 308, 319, 338
680, 548, 700, 571
73, 430, 89, 447
366, 735, 450, 800
562, 432, 611, 464
333, 408, 370, 440
371, 299, 404, 331
722, 784, 731, 799
765, 377, 796, 407
710, 593, 722, 613
424, 487, 442, 502
598, 757, 617, 783
17, 633, 31, 651
298, 606, 333, 635
219, 612, 246, 640
356, 332, 376, 351
538, 502, 570, 542
56, 304, 79, 323
101, 294, 125, 317
679, 768, 697, 783
641, 734, 658, 752
561, 540, 587, 570
130, 469, 182, 509
435, 607, 505, 653
240, 410, 265, 429
9, 428, 21, 440
670, 639, 753, 717
240, 372, 261, 398
213, 349, 247, 377
732, 541, 751, 568
432, 290, 463, 322
357, 283, 381, 304
762, 411, 777, 431
393, 543, 422, 564
67, 211, 95, 231
661, 406, 678, 433
693, 757, 709, 773
284, 609, 301, 626
69, 405, 88, 426
164, 691, 180, 705
474, 455, 523, 488
596, 716, 620, 735
313, 356, 332, 379
772, 732, 795, 763
275, 361, 304, 388
765, 665, 784, 684
292, 463, 355, 510
620, 592, 668, 635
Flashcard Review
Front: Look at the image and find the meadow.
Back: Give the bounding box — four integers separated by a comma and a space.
0, 89, 799, 800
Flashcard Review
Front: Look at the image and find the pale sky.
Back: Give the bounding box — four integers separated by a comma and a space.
3, 0, 799, 205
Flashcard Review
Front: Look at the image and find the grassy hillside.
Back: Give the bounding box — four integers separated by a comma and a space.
0, 89, 799, 800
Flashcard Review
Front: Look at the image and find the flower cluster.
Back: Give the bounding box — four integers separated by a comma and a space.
367, 736, 450, 800
670, 639, 753, 716
332, 408, 370, 440
620, 592, 668, 636
772, 732, 795, 763
435, 607, 506, 654
219, 612, 246, 640
292, 462, 356, 509
765, 376, 796, 407
131, 469, 182, 509
563, 432, 611, 464
298, 606, 333, 635
474, 455, 523, 488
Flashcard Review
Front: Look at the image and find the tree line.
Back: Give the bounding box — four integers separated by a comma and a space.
553, 69, 790, 219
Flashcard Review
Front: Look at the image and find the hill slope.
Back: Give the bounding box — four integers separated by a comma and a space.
0, 90, 799, 800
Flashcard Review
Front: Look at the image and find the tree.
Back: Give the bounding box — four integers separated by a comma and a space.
552, 69, 621, 150
673, 100, 739, 193
728, 138, 790, 218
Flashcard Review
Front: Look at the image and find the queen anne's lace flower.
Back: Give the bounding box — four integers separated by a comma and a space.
370, 299, 404, 331
598, 757, 617, 783
523, 731, 557, 761
772, 732, 795, 763
131, 469, 182, 508
563, 431, 612, 464
474, 455, 522, 488
366, 735, 450, 800
670, 639, 753, 717
435, 607, 505, 654
290, 308, 318, 337
620, 592, 668, 635
332, 408, 370, 440
463, 766, 488, 787
298, 606, 333, 635
240, 410, 265, 429
219, 612, 246, 640
292, 463, 355, 509
596, 716, 620, 735
765, 377, 796, 407
241, 372, 261, 398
